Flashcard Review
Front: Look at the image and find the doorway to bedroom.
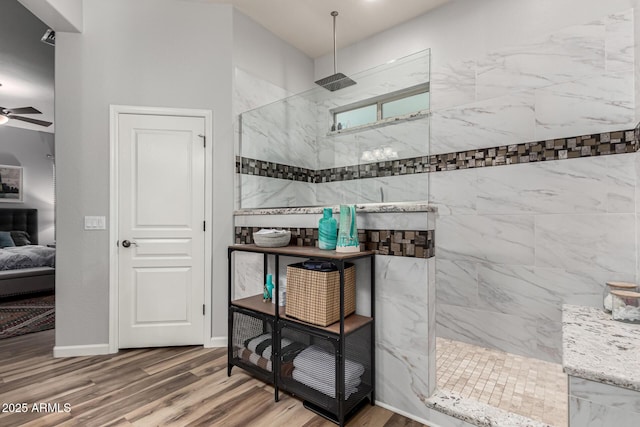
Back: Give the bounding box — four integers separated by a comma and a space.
0, 1, 56, 341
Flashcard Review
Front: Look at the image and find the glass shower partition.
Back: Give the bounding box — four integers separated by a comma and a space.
239, 49, 431, 209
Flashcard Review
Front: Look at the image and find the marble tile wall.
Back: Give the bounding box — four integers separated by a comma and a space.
432, 8, 637, 364
238, 174, 316, 209
233, 68, 292, 118
431, 9, 634, 149
434, 159, 638, 362
569, 377, 640, 427
234, 8, 638, 370
240, 95, 317, 171
316, 116, 430, 171
315, 173, 430, 206
234, 67, 293, 209
351, 252, 440, 419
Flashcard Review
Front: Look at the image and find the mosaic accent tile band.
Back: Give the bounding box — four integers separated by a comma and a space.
429, 129, 637, 172
236, 157, 315, 182
236, 128, 638, 183
234, 226, 435, 259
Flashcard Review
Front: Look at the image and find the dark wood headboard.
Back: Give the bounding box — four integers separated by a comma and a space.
0, 209, 38, 245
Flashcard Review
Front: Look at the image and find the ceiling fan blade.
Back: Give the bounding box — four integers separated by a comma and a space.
6, 107, 42, 115
10, 115, 53, 127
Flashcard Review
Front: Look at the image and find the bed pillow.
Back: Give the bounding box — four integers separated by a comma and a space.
0, 231, 15, 248
10, 230, 31, 246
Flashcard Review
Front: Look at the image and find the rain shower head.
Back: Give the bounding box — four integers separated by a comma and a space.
315, 11, 356, 92
315, 72, 356, 92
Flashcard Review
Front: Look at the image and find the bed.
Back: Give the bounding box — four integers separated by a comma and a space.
0, 208, 55, 297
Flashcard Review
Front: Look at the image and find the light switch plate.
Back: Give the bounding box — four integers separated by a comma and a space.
84, 216, 106, 230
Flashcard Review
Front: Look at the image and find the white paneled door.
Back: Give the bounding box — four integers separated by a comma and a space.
118, 113, 206, 348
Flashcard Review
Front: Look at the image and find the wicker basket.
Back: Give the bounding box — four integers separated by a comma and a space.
285, 262, 355, 327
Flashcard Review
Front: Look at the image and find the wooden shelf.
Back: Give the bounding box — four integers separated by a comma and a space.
229, 244, 374, 260
280, 309, 373, 335
231, 294, 276, 316
231, 294, 373, 335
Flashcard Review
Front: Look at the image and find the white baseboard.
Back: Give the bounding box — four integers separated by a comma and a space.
208, 336, 227, 348
53, 344, 111, 358
375, 401, 439, 427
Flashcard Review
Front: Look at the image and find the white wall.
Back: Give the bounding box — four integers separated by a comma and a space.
55, 0, 234, 347
0, 126, 55, 244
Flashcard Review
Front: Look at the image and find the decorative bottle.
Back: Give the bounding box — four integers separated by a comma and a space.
263, 274, 274, 302
318, 208, 337, 250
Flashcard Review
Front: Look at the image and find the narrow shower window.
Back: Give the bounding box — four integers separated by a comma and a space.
331, 82, 429, 132
382, 91, 429, 119
335, 104, 377, 129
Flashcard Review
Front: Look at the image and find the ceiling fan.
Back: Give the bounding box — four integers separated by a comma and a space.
0, 106, 52, 127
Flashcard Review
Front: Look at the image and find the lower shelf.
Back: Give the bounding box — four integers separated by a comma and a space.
279, 374, 373, 417
303, 398, 371, 426
230, 358, 274, 385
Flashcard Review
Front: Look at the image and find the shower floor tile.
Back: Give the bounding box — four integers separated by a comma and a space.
437, 337, 568, 427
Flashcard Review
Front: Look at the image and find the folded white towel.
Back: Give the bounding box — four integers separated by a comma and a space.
292, 368, 357, 399
293, 345, 365, 386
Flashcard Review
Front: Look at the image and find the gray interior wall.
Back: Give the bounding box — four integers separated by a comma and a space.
54, 0, 234, 346
0, 126, 55, 244
232, 10, 314, 96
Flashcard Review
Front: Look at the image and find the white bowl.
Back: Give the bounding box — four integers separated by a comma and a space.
253, 230, 292, 247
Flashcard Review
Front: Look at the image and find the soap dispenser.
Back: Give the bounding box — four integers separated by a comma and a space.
318, 208, 337, 250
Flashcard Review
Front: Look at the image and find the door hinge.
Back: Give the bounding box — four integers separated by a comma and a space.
203, 304, 206, 315
198, 134, 206, 147
203, 221, 206, 231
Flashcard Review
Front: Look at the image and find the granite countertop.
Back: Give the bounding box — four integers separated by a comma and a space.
234, 201, 436, 216
562, 304, 640, 391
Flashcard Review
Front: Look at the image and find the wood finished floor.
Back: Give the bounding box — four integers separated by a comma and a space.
0, 330, 428, 427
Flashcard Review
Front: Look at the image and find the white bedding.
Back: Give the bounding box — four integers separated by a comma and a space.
0, 245, 55, 271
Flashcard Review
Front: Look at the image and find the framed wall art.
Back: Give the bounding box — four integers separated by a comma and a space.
0, 165, 23, 203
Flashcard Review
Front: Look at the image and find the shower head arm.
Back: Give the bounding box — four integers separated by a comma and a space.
314, 10, 356, 91
332, 11, 338, 75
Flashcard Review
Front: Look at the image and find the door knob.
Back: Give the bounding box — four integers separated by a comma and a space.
121, 240, 137, 248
